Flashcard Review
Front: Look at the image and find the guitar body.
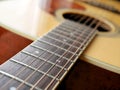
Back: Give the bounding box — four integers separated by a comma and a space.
0, 0, 120, 74
0, 0, 120, 89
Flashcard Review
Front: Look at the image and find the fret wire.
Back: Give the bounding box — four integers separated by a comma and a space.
1, 38, 60, 89
0, 58, 21, 75
38, 34, 77, 53
0, 70, 41, 90
48, 20, 97, 89
55, 25, 85, 37
58, 21, 85, 31
30, 32, 86, 88
30, 37, 81, 89
58, 23, 85, 34
45, 18, 96, 88
41, 26, 89, 54
29, 45, 72, 62
54, 26, 87, 41
31, 19, 96, 90
45, 20, 99, 89
59, 21, 85, 31
18, 49, 74, 88
52, 18, 94, 43
46, 34, 79, 49
50, 31, 82, 45
31, 42, 79, 63
21, 51, 68, 71
58, 24, 88, 36
32, 32, 86, 62
0, 53, 28, 75
0, 53, 33, 88
0, 47, 48, 89
0, 19, 99, 89
58, 21, 97, 70
46, 30, 97, 90
54, 28, 92, 44
52, 29, 85, 41
10, 59, 60, 81
51, 26, 91, 44
4, 20, 90, 89
17, 25, 78, 89
29, 19, 90, 89
30, 59, 67, 89
57, 18, 93, 36
53, 29, 76, 38
52, 26, 93, 44
35, 39, 76, 55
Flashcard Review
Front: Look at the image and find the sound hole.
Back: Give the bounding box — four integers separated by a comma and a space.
63, 13, 111, 32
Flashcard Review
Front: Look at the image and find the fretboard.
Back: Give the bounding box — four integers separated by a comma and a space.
0, 20, 98, 90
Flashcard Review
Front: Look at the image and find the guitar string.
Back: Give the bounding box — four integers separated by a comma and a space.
29, 17, 98, 89
38, 18, 101, 89
43, 19, 101, 90
0, 22, 70, 89
0, 44, 49, 89
0, 14, 87, 89
16, 15, 89, 89
0, 29, 70, 89
1, 15, 94, 89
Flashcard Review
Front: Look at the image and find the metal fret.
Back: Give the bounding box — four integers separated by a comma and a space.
29, 44, 76, 62
55, 24, 92, 38
45, 34, 79, 49
0, 19, 99, 90
10, 59, 60, 81
53, 29, 78, 40
18, 31, 79, 89
55, 27, 84, 40
21, 51, 69, 70
0, 71, 41, 90
51, 29, 92, 46
59, 26, 92, 39
30, 20, 95, 90
0, 60, 25, 76
48, 27, 94, 50
46, 27, 97, 90
21, 50, 73, 73
33, 40, 76, 55
38, 36, 81, 53
58, 23, 85, 33
53, 28, 90, 46
50, 31, 82, 45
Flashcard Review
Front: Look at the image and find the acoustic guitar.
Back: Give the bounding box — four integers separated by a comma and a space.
0, 0, 120, 89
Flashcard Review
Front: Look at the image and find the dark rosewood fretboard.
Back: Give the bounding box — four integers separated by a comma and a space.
0, 20, 98, 90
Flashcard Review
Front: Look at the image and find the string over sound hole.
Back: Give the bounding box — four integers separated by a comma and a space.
63, 13, 111, 32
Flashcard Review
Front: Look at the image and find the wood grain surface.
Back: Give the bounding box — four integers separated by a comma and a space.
0, 27, 32, 64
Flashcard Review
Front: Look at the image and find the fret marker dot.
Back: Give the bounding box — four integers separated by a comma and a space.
35, 51, 39, 54
63, 39, 67, 42
10, 87, 16, 90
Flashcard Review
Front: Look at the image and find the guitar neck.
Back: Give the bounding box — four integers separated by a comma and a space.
0, 20, 97, 90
